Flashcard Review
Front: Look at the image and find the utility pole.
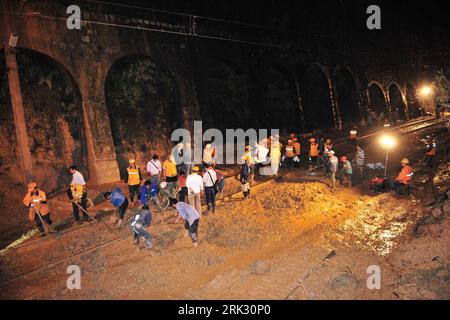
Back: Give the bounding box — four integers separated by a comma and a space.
2, 6, 34, 182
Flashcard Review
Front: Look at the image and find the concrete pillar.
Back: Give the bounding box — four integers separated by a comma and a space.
2, 8, 33, 182
78, 68, 120, 185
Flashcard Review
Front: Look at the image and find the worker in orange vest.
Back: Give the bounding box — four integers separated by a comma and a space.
424, 137, 437, 169
284, 139, 295, 168
309, 138, 319, 170
293, 137, 301, 168
23, 182, 54, 234
389, 158, 414, 194
125, 159, 142, 206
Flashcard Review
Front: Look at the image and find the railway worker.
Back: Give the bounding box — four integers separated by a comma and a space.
240, 159, 252, 199
308, 138, 319, 170
203, 163, 217, 214
67, 165, 90, 224
293, 137, 301, 168
340, 156, 353, 187
328, 151, 339, 189
130, 205, 153, 251
203, 143, 216, 168
104, 188, 129, 229
170, 198, 200, 247
125, 159, 142, 206
349, 127, 358, 146
162, 154, 178, 197
284, 139, 295, 168
178, 171, 188, 203
354, 145, 365, 183
175, 143, 184, 175
270, 136, 282, 176
186, 166, 204, 217
424, 137, 437, 169
389, 158, 414, 195
146, 154, 162, 187
23, 182, 54, 234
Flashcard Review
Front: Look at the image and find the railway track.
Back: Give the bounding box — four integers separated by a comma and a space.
1, 116, 448, 288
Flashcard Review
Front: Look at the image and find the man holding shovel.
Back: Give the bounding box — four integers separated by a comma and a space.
23, 182, 54, 235
67, 165, 91, 224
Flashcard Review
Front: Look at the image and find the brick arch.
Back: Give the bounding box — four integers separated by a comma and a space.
333, 66, 360, 127
388, 82, 408, 121
297, 63, 335, 131
367, 81, 388, 117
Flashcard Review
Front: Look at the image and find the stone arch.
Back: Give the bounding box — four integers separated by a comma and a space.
263, 64, 301, 134
0, 47, 87, 193
298, 63, 335, 131
334, 67, 360, 126
368, 82, 388, 116
388, 82, 407, 122
104, 54, 181, 178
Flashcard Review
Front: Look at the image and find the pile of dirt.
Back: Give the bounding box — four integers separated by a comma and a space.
205, 182, 344, 248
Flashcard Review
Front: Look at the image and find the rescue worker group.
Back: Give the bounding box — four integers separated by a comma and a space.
23, 130, 437, 251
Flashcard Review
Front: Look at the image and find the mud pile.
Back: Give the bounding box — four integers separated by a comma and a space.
205, 182, 344, 248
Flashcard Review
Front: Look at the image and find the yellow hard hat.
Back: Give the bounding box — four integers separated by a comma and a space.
401, 158, 410, 165
192, 166, 200, 172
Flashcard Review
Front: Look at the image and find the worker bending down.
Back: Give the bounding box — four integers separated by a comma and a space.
23, 182, 54, 234
130, 205, 153, 251
389, 158, 414, 195
104, 188, 129, 229
170, 198, 200, 247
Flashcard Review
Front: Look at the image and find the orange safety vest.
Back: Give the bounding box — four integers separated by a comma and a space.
294, 142, 301, 156
23, 190, 50, 222
309, 143, 319, 157
285, 145, 295, 158
396, 165, 413, 185
127, 166, 141, 186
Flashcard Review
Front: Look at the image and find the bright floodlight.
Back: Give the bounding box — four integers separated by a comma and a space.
419, 85, 433, 97
380, 135, 396, 149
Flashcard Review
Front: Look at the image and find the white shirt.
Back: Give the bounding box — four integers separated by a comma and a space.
186, 173, 204, 194
146, 159, 162, 176
203, 147, 215, 164
203, 169, 217, 187
71, 170, 86, 185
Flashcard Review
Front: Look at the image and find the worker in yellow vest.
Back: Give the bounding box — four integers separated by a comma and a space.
125, 159, 142, 206
67, 165, 90, 224
23, 182, 54, 234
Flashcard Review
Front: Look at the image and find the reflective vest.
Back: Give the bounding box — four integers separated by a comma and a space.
309, 143, 319, 157
285, 145, 295, 158
294, 142, 301, 156
396, 165, 413, 185
70, 185, 85, 202
23, 190, 50, 222
127, 167, 141, 186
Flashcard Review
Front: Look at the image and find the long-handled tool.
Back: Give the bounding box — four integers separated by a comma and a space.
33, 206, 49, 235
71, 200, 98, 223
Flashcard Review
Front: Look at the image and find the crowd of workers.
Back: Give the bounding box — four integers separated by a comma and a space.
22, 128, 438, 249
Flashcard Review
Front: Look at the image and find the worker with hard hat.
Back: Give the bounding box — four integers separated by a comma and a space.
340, 155, 353, 187
390, 158, 414, 194
293, 137, 301, 168
327, 150, 339, 189
284, 139, 295, 169
162, 154, 178, 197
424, 137, 437, 169
308, 138, 319, 170
186, 166, 204, 217
67, 165, 90, 224
349, 127, 358, 146
23, 182, 54, 234
125, 159, 142, 206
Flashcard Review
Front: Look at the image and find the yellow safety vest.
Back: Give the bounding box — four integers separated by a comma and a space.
70, 185, 85, 202
127, 167, 141, 185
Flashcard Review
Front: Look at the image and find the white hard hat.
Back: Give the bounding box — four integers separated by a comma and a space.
160, 182, 167, 188
328, 150, 335, 155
